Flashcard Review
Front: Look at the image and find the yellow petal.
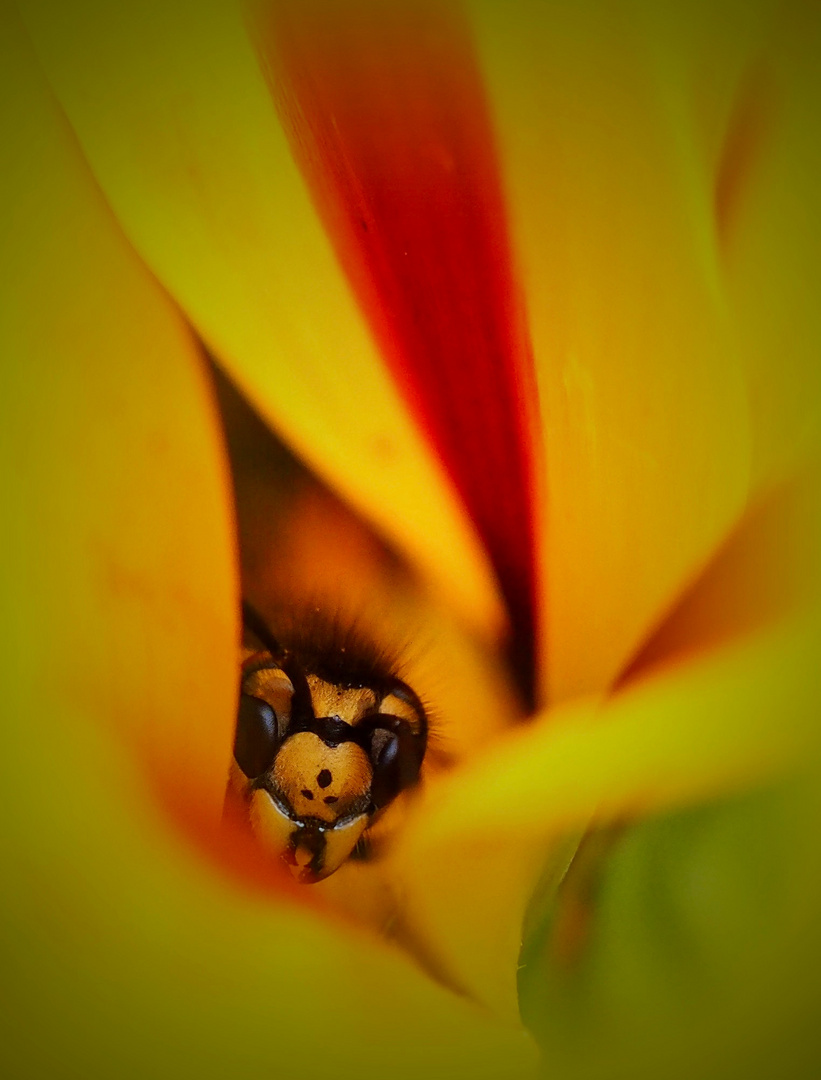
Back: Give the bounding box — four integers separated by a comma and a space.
716, 3, 821, 488
0, 10, 538, 1075
470, 0, 762, 701
2, 698, 537, 1078
1, 1, 237, 820
396, 614, 821, 1020
393, 473, 821, 1019
18, 0, 505, 644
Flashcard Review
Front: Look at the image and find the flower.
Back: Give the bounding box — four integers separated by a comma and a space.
3, 1, 820, 1078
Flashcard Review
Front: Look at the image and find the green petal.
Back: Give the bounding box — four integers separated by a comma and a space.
393, 472, 821, 1019
520, 769, 821, 1079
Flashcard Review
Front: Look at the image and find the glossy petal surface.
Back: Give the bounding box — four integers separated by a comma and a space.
6, 1, 821, 1074
19, 0, 505, 643
0, 3, 237, 819
471, 0, 760, 701
0, 12, 537, 1077
396, 612, 821, 1021
394, 472, 821, 1019
259, 0, 541, 695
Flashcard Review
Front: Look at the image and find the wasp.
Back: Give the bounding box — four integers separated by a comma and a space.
227, 603, 428, 883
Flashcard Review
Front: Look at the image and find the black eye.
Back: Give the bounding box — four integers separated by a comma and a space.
234, 694, 281, 778
368, 719, 425, 811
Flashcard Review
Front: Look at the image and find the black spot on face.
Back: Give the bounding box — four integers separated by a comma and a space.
317, 769, 332, 788
323, 796, 338, 805
301, 789, 314, 800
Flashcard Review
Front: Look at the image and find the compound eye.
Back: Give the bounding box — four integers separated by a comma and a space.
234, 663, 294, 778
371, 727, 400, 770
368, 720, 425, 811
234, 695, 281, 779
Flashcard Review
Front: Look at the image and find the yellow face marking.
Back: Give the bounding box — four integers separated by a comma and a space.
272, 731, 373, 822
378, 691, 423, 733
248, 789, 368, 882
249, 786, 297, 855
242, 664, 294, 718
306, 675, 376, 724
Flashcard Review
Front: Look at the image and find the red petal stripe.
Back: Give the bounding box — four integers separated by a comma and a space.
259, 1, 540, 702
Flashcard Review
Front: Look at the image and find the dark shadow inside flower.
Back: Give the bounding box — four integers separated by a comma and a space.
197, 354, 526, 932
211, 355, 411, 649
252, 0, 542, 708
